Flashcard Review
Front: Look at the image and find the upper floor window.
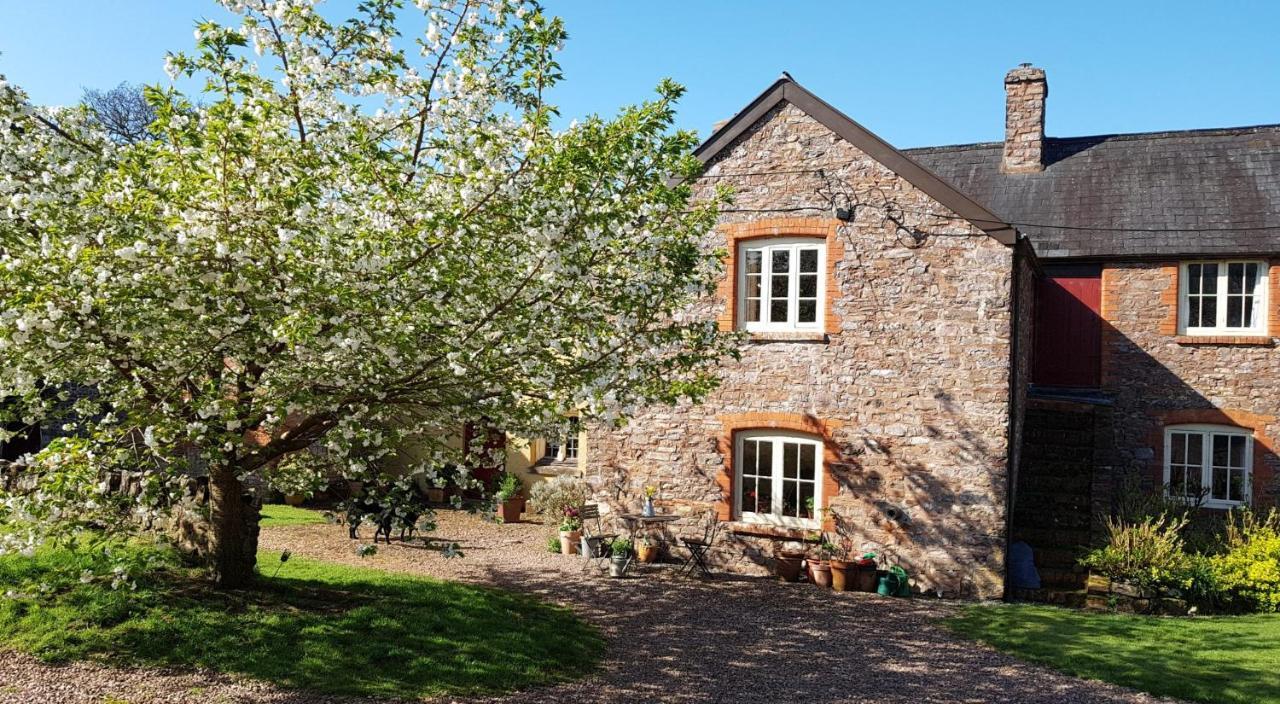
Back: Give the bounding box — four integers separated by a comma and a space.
543, 417, 579, 462
1179, 261, 1268, 335
1164, 424, 1252, 509
735, 430, 822, 528
738, 238, 824, 332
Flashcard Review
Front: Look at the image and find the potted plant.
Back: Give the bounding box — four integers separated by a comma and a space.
608, 537, 633, 578
559, 507, 583, 555
494, 472, 523, 523
809, 538, 838, 589
636, 535, 659, 563
642, 485, 658, 517
776, 544, 806, 582
855, 552, 879, 592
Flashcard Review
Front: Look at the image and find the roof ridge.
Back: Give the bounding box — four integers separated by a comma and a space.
904, 123, 1280, 155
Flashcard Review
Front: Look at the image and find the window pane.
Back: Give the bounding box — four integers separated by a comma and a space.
799, 482, 815, 519
1201, 264, 1219, 293
743, 439, 757, 474
781, 480, 798, 517
1201, 296, 1217, 327
770, 274, 789, 299
1213, 434, 1230, 468
1169, 465, 1187, 497
1186, 465, 1202, 497
1188, 299, 1201, 328
1228, 263, 1245, 294
756, 441, 773, 476
799, 248, 818, 273
1230, 469, 1247, 503
799, 274, 817, 298
746, 274, 761, 298
783, 442, 798, 479
799, 444, 815, 480
1213, 466, 1228, 501
1228, 296, 1244, 328
745, 250, 763, 275
771, 249, 790, 273
798, 300, 816, 323
1171, 433, 1187, 464
745, 299, 761, 323
756, 475, 772, 514
770, 299, 789, 322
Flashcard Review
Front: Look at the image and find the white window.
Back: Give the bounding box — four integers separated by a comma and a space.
1179, 261, 1269, 335
735, 431, 822, 528
1164, 424, 1253, 509
738, 238, 825, 332
543, 418, 579, 462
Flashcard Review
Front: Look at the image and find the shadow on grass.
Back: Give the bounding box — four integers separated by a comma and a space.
946, 604, 1280, 704
0, 549, 602, 700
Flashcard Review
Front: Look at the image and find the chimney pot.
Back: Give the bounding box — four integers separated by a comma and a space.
1001, 64, 1048, 174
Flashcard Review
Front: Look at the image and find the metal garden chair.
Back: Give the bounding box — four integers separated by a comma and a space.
579, 503, 617, 575
678, 510, 721, 578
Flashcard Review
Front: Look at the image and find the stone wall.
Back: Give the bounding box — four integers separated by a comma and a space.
587, 103, 1020, 599
1099, 262, 1280, 507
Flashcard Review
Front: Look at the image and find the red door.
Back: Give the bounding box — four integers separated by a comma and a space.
1033, 265, 1102, 388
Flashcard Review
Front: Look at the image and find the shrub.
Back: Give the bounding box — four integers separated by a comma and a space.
546, 535, 561, 554
527, 475, 590, 518
1080, 514, 1190, 592
1211, 509, 1280, 613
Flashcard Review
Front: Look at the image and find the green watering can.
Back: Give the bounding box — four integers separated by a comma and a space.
877, 565, 911, 597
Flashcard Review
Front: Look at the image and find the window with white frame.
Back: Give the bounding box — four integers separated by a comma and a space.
739, 238, 824, 332
1179, 261, 1269, 335
1164, 424, 1253, 508
542, 417, 579, 462
735, 431, 822, 528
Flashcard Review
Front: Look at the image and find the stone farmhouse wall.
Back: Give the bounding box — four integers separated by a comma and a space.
1099, 262, 1280, 507
587, 103, 1022, 598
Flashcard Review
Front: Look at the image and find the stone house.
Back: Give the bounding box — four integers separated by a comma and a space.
578, 65, 1280, 599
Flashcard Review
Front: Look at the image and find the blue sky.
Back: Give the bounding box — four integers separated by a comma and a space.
1, 1, 1277, 148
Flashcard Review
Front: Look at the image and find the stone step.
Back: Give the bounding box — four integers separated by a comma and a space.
1010, 586, 1088, 608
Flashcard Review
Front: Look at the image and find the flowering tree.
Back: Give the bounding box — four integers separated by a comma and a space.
0, 0, 732, 587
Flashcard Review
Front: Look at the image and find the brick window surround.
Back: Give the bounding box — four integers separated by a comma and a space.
715, 218, 845, 336
716, 412, 844, 533
1150, 260, 1279, 345
1150, 408, 1277, 507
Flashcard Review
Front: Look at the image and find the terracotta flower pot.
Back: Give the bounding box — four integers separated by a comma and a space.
559, 530, 581, 555
855, 562, 879, 592
496, 497, 522, 523
810, 560, 833, 589
830, 559, 851, 592
636, 542, 659, 564
426, 488, 445, 503
284, 494, 304, 506
776, 553, 804, 582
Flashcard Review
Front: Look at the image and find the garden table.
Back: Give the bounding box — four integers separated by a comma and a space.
616, 513, 681, 574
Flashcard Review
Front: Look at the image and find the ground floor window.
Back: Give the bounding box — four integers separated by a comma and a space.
736, 430, 822, 528
543, 417, 579, 462
1165, 424, 1252, 508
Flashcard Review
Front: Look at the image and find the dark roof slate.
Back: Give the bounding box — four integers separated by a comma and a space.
905, 125, 1280, 259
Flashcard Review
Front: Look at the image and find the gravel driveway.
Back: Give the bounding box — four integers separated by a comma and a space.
0, 510, 1177, 704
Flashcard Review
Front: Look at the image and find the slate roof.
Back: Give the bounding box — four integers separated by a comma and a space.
905, 125, 1280, 260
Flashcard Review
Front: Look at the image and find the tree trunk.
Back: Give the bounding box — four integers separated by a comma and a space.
207, 464, 259, 588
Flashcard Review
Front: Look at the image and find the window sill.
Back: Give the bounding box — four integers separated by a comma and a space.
745, 331, 829, 344
1174, 335, 1274, 347
725, 521, 818, 540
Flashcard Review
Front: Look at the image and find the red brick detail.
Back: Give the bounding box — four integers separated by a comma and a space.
1156, 262, 1180, 336
715, 218, 845, 336
1150, 408, 1278, 507
1174, 335, 1275, 347
1098, 266, 1120, 387
715, 412, 845, 531
1270, 260, 1280, 336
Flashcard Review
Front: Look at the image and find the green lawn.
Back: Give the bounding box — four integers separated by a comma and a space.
0, 545, 602, 699
259, 503, 329, 527
947, 604, 1280, 704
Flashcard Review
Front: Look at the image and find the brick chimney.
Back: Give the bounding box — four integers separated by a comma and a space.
1001, 64, 1048, 173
